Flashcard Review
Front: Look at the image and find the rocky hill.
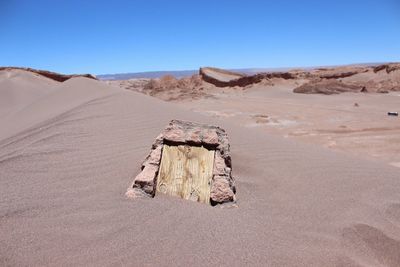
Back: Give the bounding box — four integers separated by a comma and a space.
0, 67, 97, 82
199, 63, 400, 94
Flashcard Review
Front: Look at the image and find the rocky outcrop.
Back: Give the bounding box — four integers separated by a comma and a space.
200, 67, 264, 87
293, 63, 400, 94
373, 63, 400, 74
195, 63, 400, 95
304, 65, 372, 80
120, 75, 210, 101
0, 67, 97, 82
126, 120, 236, 206
264, 72, 298, 79
199, 66, 372, 88
293, 79, 362, 95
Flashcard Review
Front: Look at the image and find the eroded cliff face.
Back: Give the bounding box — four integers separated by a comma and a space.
293, 79, 362, 95
296, 64, 400, 94
373, 63, 400, 74
0, 67, 97, 82
200, 67, 246, 87
198, 64, 400, 94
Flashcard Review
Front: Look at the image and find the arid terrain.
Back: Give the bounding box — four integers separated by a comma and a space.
1, 66, 400, 266
109, 63, 400, 167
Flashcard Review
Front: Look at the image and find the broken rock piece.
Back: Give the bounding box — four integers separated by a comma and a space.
126, 120, 236, 206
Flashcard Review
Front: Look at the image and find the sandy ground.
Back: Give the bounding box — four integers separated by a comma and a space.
1, 70, 400, 266
180, 79, 400, 168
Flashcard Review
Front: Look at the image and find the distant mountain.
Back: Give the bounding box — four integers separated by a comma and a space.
97, 69, 294, 80
98, 68, 294, 80
97, 63, 385, 81
97, 70, 198, 80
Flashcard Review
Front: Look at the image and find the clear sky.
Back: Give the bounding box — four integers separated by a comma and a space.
1, 0, 399, 74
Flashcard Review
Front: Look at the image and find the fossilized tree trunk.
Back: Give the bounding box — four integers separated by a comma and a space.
126, 120, 236, 206
157, 145, 215, 204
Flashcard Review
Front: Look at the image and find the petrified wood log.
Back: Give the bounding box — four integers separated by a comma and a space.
126, 120, 236, 206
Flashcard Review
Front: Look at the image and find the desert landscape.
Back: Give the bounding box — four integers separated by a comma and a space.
109, 63, 400, 167
1, 64, 400, 266
2, 0, 400, 265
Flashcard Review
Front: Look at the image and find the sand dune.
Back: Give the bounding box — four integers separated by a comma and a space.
1, 69, 400, 266
0, 67, 97, 82
0, 72, 115, 141
0, 69, 57, 117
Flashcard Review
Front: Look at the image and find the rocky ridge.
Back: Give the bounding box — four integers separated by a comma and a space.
0, 67, 97, 82
199, 63, 400, 94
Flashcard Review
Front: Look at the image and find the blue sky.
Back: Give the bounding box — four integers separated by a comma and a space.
1, 0, 399, 74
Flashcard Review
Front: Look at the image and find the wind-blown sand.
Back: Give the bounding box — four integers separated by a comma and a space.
1, 69, 400, 266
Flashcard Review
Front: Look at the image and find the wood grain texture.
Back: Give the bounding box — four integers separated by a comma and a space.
156, 145, 215, 204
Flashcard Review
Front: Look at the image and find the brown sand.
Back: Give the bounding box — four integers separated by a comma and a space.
1, 69, 400, 266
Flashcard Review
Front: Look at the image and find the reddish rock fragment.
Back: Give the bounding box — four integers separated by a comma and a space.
210, 176, 236, 203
